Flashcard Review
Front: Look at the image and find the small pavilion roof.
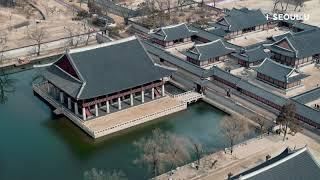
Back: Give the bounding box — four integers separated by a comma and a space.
150, 23, 197, 41
266, 29, 320, 58
231, 147, 320, 180
183, 39, 235, 61
215, 8, 267, 32
231, 46, 270, 63
43, 36, 173, 100
254, 58, 308, 83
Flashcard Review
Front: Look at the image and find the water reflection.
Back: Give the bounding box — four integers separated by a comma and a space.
0, 71, 16, 104
0, 69, 256, 180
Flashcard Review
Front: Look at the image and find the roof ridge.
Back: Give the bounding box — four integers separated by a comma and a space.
161, 23, 186, 30
265, 58, 294, 71
239, 147, 308, 180
195, 39, 222, 47
69, 36, 137, 54
292, 86, 320, 99
246, 45, 263, 52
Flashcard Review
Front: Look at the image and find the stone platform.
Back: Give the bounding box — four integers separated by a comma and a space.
33, 83, 188, 138
84, 96, 186, 138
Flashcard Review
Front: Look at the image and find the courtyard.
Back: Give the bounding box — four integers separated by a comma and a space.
228, 27, 289, 47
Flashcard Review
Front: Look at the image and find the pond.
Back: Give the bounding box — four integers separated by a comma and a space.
0, 69, 254, 180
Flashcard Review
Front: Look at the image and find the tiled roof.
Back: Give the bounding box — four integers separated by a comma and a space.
254, 58, 307, 83
291, 87, 320, 104
142, 40, 212, 78
189, 26, 223, 41
150, 23, 197, 41
231, 147, 320, 180
183, 39, 235, 61
143, 40, 320, 126
231, 46, 270, 63
267, 29, 320, 58
43, 63, 82, 98
44, 36, 172, 100
216, 8, 268, 32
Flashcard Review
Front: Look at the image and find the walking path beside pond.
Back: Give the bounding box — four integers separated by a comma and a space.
157, 131, 320, 180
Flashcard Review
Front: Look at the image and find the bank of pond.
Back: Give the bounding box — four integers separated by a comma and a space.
0, 68, 257, 180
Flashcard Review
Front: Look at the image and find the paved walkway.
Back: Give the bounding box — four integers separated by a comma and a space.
84, 96, 182, 132
157, 132, 320, 180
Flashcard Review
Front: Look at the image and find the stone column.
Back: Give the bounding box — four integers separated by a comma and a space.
47, 83, 50, 94
151, 87, 155, 100
106, 100, 110, 113
67, 97, 72, 109
53, 88, 57, 99
161, 84, 165, 96
60, 91, 64, 104
82, 107, 86, 120
95, 104, 99, 117
74, 102, 78, 115
118, 97, 122, 110
130, 94, 134, 106
141, 90, 145, 103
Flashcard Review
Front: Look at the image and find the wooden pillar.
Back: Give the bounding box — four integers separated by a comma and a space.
130, 94, 134, 106
95, 104, 99, 117
67, 97, 71, 109
60, 91, 64, 104
74, 102, 78, 115
151, 87, 155, 100
106, 100, 110, 113
82, 107, 86, 120
54, 87, 58, 99
118, 97, 122, 110
47, 82, 50, 93
161, 84, 165, 96
141, 90, 145, 103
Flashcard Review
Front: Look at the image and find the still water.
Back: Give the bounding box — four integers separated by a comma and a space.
0, 69, 244, 180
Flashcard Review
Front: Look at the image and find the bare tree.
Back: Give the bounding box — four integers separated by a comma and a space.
212, 0, 217, 7
165, 0, 171, 19
0, 32, 8, 64
190, 139, 205, 168
83, 168, 127, 180
254, 115, 268, 138
276, 102, 301, 141
134, 129, 191, 177
165, 134, 191, 171
79, 0, 86, 8
64, 22, 92, 48
83, 21, 94, 46
273, 0, 306, 12
293, 0, 306, 11
154, 0, 168, 26
133, 128, 169, 177
177, 0, 188, 10
28, 26, 47, 56
0, 61, 15, 104
220, 116, 250, 154
273, 0, 282, 12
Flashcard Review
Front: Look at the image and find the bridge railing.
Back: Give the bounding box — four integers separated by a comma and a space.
172, 91, 193, 98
